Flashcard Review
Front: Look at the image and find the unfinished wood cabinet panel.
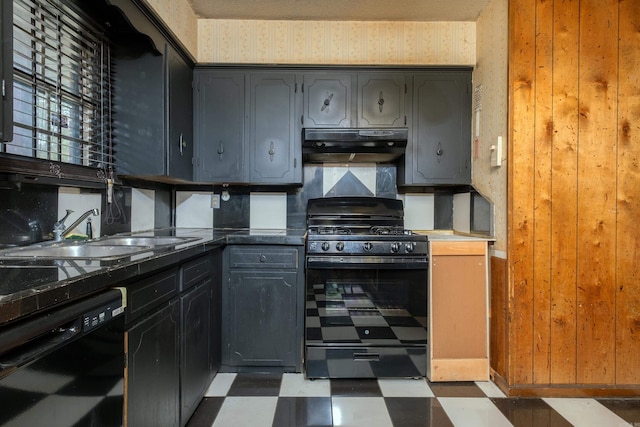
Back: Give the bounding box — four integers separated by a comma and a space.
428, 241, 488, 381
504, 0, 640, 395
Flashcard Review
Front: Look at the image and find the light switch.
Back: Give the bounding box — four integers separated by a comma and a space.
211, 194, 220, 209
491, 136, 502, 167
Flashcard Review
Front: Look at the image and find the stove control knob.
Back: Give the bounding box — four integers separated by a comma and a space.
363, 242, 373, 252
390, 242, 400, 253
336, 242, 345, 252
321, 242, 330, 251
405, 242, 415, 253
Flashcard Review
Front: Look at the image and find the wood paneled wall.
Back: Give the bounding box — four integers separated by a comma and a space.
504, 0, 640, 395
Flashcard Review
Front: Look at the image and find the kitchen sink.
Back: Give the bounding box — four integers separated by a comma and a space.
86, 236, 199, 247
0, 244, 150, 260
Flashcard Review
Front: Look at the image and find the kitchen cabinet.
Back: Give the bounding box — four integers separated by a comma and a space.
179, 255, 213, 426
302, 71, 407, 129
125, 267, 180, 427
193, 71, 245, 182
303, 72, 352, 128
248, 72, 302, 184
399, 71, 472, 185
221, 245, 304, 371
428, 240, 489, 381
193, 69, 302, 185
113, 42, 193, 181
357, 72, 408, 127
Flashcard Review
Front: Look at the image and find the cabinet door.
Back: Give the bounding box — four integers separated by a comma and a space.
248, 73, 301, 184
166, 44, 193, 181
303, 73, 352, 128
194, 71, 245, 182
180, 281, 211, 427
226, 270, 297, 367
357, 73, 406, 127
127, 300, 180, 427
410, 72, 471, 184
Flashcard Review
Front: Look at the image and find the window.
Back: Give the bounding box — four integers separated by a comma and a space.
4, 0, 113, 173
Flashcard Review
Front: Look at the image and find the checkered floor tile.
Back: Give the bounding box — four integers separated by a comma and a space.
184, 373, 640, 427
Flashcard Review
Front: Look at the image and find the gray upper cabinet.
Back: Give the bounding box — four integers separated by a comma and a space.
166, 44, 194, 181
303, 73, 352, 128
193, 69, 302, 185
399, 71, 471, 185
357, 73, 407, 127
113, 42, 193, 181
193, 71, 245, 183
248, 72, 302, 184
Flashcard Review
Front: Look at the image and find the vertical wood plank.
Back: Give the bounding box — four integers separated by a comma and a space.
576, 0, 618, 383
508, 0, 536, 385
532, 0, 554, 385
490, 256, 509, 378
550, 0, 580, 385
615, 0, 640, 384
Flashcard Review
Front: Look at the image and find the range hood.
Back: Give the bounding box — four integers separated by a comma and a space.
302, 128, 408, 163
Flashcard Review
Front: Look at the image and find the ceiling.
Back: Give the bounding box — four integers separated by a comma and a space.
187, 0, 493, 22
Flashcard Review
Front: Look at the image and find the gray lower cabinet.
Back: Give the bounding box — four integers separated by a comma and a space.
124, 252, 220, 427
193, 69, 302, 185
125, 268, 180, 427
399, 71, 472, 185
221, 245, 303, 371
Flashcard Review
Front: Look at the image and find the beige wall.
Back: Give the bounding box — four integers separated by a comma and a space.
197, 20, 475, 65
472, 0, 508, 252
143, 0, 198, 59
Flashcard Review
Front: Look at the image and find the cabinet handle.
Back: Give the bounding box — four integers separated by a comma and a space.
217, 143, 224, 160
321, 93, 333, 111
436, 142, 444, 163
378, 91, 384, 113
179, 133, 186, 155
268, 141, 275, 162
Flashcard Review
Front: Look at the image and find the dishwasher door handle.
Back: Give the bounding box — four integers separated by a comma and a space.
0, 318, 82, 379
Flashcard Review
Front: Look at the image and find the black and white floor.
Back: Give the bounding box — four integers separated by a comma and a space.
185, 372, 640, 427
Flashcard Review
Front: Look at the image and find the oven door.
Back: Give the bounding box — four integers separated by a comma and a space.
305, 256, 427, 378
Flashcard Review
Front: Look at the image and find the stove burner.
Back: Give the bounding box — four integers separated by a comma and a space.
371, 226, 410, 236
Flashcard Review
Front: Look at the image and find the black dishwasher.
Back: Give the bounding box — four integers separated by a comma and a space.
0, 289, 125, 427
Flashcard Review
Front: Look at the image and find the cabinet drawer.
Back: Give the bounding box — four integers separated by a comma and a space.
125, 268, 179, 324
228, 246, 298, 269
181, 255, 212, 291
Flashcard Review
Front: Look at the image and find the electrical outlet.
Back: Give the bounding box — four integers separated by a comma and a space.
211, 194, 220, 209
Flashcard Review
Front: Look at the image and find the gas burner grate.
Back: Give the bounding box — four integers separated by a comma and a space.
316, 226, 352, 235
370, 226, 409, 236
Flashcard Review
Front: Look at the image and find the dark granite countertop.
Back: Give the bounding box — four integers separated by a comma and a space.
0, 228, 306, 326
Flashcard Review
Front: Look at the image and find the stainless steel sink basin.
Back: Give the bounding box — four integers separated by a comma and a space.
0, 244, 150, 260
87, 236, 199, 247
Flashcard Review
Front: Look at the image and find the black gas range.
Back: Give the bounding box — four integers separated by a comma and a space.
304, 197, 429, 379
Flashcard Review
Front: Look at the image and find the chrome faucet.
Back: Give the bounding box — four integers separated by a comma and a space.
53, 208, 99, 241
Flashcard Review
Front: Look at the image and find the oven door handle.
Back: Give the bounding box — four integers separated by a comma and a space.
306, 256, 428, 269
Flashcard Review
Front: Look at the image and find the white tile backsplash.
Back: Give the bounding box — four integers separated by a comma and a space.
176, 191, 214, 228
403, 194, 435, 231
131, 188, 155, 232
57, 187, 102, 237
250, 192, 287, 229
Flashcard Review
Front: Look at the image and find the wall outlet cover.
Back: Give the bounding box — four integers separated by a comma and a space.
211, 194, 220, 209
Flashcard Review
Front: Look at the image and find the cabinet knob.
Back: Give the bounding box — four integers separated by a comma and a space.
217, 143, 224, 160
259, 255, 267, 263
321, 93, 334, 111
268, 141, 275, 162
378, 91, 384, 113
436, 142, 444, 162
